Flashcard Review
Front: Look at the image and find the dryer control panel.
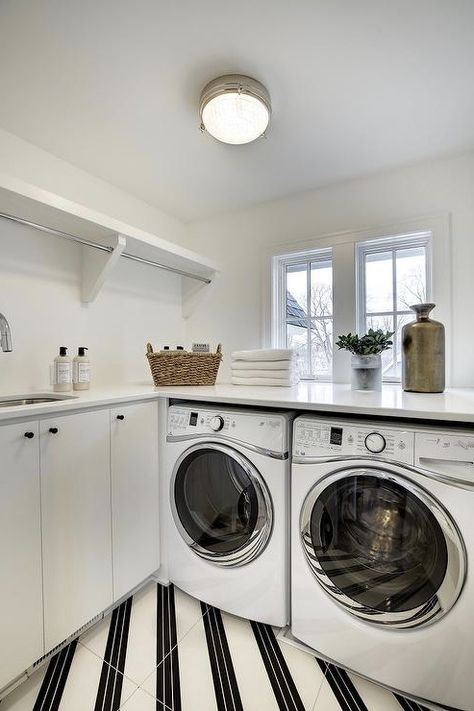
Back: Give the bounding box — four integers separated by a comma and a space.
168, 405, 290, 454
293, 418, 414, 464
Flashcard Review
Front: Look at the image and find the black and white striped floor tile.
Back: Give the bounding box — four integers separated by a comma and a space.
94, 597, 133, 711
1, 582, 435, 711
32, 640, 77, 711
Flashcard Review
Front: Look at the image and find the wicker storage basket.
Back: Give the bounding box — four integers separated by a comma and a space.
146, 343, 222, 386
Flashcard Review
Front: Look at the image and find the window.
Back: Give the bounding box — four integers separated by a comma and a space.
357, 233, 431, 380
273, 249, 333, 379
271, 225, 438, 384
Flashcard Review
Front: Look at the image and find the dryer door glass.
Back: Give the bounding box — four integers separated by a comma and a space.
301, 469, 465, 627
173, 444, 273, 566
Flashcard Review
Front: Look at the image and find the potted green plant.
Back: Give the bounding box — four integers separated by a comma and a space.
336, 329, 394, 391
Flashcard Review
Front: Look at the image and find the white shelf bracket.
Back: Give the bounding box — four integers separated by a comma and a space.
81, 233, 126, 302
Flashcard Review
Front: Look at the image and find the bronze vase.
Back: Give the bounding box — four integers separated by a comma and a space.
402, 303, 445, 393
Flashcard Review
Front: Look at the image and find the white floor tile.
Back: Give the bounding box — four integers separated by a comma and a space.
312, 664, 405, 711
276, 636, 325, 710
312, 675, 344, 711
80, 582, 206, 690
119, 685, 166, 710
140, 615, 217, 711
0, 666, 47, 711
59, 642, 137, 710
79, 611, 112, 660
130, 584, 207, 690
2, 582, 434, 711
120, 582, 157, 685
221, 612, 280, 711
173, 586, 208, 642
349, 672, 402, 710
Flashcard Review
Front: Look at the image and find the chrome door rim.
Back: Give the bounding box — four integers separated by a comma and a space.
300, 465, 467, 628
171, 442, 273, 567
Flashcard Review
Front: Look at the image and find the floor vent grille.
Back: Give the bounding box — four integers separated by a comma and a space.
32, 611, 105, 669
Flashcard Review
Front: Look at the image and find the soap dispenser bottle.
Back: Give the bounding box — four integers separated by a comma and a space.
53, 346, 72, 392
73, 347, 91, 391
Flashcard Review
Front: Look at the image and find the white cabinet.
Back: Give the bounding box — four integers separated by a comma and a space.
0, 420, 43, 690
111, 401, 159, 600
0, 397, 160, 689
40, 410, 113, 650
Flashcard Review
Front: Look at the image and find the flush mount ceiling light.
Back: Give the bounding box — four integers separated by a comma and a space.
199, 74, 271, 145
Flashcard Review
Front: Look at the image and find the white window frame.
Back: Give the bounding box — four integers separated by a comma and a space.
356, 232, 432, 382
264, 213, 451, 385
273, 247, 333, 380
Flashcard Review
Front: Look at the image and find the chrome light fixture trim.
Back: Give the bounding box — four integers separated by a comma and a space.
199, 74, 271, 145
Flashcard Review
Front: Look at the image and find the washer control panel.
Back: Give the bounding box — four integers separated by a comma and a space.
168, 405, 289, 453
293, 418, 414, 464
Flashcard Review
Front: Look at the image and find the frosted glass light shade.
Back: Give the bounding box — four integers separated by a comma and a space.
200, 75, 271, 145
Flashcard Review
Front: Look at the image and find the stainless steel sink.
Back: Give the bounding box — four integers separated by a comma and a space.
0, 394, 78, 408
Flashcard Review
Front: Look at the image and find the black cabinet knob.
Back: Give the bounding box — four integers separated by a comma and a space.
49, 427, 58, 434
116, 415, 125, 421
24, 431, 35, 439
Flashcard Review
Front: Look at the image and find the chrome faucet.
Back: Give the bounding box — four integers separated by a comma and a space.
0, 313, 12, 352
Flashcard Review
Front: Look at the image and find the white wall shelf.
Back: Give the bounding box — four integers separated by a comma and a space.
0, 173, 219, 312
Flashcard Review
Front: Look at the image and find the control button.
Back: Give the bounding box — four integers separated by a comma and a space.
210, 415, 225, 432
364, 432, 386, 454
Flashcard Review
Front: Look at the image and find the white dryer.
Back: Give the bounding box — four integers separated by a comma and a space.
291, 415, 473, 711
164, 403, 292, 626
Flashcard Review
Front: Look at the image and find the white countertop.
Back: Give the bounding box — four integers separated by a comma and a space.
0, 384, 160, 421
154, 382, 474, 424
2, 381, 474, 424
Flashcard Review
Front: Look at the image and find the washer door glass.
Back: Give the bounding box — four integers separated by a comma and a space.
301, 468, 465, 628
173, 444, 273, 566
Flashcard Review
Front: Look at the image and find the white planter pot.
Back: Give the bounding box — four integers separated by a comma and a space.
351, 354, 382, 391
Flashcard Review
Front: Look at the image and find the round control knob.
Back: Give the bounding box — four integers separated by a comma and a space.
210, 415, 225, 432
364, 432, 386, 454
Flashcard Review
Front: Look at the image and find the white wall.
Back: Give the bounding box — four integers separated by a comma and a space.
0, 127, 187, 246
0, 127, 190, 392
185, 151, 474, 387
2, 130, 473, 390
0, 219, 185, 391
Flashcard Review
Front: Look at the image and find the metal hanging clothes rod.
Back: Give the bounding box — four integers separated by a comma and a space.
0, 211, 212, 284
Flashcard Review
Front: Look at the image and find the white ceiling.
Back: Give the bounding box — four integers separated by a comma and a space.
0, 0, 473, 222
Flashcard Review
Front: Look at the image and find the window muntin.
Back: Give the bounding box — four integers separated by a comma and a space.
277, 250, 333, 379
272, 231, 433, 384
357, 234, 431, 380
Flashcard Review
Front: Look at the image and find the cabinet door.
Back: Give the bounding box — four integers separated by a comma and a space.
0, 420, 43, 690
111, 401, 159, 600
40, 410, 112, 650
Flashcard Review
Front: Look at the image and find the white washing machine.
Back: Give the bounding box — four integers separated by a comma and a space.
164, 403, 292, 626
291, 414, 474, 711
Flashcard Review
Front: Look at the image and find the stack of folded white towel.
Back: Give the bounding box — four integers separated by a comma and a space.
231, 348, 300, 387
